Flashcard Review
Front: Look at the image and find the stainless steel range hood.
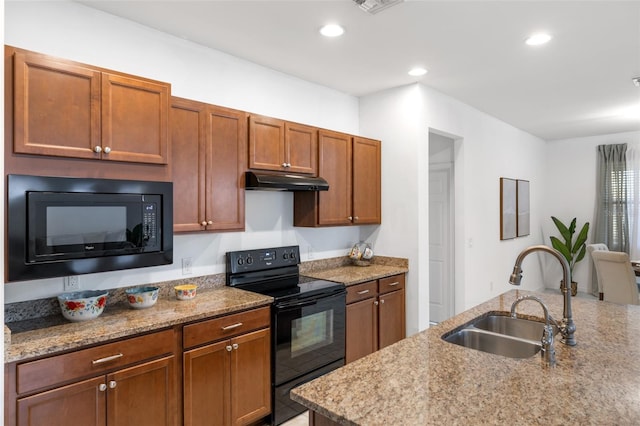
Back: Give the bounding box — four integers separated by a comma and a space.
245, 171, 329, 191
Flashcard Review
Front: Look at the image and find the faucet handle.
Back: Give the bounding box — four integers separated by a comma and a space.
541, 325, 556, 367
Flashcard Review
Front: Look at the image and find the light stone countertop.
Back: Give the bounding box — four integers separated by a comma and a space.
291, 289, 640, 425
5, 287, 272, 364
302, 264, 408, 286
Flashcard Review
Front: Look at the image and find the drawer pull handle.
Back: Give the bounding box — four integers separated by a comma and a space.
222, 322, 243, 331
387, 282, 400, 286
92, 353, 124, 365
357, 289, 370, 295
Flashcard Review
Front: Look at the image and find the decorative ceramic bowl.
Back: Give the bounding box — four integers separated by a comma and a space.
125, 286, 159, 309
58, 290, 108, 322
175, 284, 197, 301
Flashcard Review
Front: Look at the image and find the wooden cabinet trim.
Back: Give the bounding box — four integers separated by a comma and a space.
182, 307, 270, 350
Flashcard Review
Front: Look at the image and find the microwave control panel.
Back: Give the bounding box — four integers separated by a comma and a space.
142, 202, 158, 248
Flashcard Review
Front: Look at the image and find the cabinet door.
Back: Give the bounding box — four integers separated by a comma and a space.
206, 106, 247, 231
317, 130, 353, 226
346, 298, 378, 364
107, 356, 176, 426
16, 376, 106, 426
13, 51, 101, 159
352, 137, 381, 224
101, 72, 169, 164
171, 98, 208, 232
230, 328, 271, 425
285, 122, 317, 175
183, 340, 231, 426
378, 289, 406, 349
248, 115, 285, 171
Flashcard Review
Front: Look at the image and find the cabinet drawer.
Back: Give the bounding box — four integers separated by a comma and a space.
378, 274, 405, 295
183, 306, 270, 349
346, 281, 377, 304
16, 328, 175, 395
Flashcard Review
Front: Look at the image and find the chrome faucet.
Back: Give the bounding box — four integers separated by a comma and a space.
510, 295, 556, 367
509, 245, 576, 346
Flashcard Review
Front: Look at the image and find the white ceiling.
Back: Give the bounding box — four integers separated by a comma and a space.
77, 0, 640, 141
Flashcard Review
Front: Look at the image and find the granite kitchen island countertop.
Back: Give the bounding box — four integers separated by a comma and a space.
5, 287, 272, 363
291, 289, 640, 425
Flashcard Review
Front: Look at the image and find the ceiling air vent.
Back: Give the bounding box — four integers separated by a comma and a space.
353, 0, 403, 14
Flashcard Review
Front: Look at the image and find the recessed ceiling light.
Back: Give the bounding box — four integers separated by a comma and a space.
320, 24, 345, 37
408, 67, 428, 77
525, 33, 552, 46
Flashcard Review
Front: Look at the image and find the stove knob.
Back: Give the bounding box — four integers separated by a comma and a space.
290, 251, 296, 260
283, 253, 289, 260
246, 256, 253, 265
237, 258, 244, 265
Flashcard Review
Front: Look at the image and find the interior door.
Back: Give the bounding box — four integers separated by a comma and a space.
429, 165, 454, 323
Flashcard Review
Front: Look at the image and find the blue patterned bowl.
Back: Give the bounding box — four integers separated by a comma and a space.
125, 286, 159, 309
58, 290, 108, 322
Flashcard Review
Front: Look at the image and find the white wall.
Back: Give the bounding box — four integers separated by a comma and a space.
544, 131, 640, 293
359, 83, 549, 335
4, 1, 364, 302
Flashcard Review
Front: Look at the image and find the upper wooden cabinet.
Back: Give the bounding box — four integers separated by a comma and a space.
171, 97, 246, 233
249, 115, 317, 175
11, 48, 170, 164
294, 131, 381, 227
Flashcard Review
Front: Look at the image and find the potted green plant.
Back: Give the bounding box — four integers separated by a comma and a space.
550, 216, 590, 296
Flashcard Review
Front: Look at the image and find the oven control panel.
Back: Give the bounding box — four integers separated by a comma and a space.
226, 245, 300, 274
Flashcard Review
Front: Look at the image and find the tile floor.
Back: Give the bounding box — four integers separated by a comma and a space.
280, 411, 308, 426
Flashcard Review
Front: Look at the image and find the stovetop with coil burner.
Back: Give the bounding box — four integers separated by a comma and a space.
225, 245, 345, 303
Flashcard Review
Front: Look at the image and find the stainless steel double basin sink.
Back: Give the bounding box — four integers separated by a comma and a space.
442, 311, 558, 359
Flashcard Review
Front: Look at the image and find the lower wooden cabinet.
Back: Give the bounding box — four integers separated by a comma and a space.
345, 274, 406, 364
182, 307, 271, 426
7, 329, 177, 426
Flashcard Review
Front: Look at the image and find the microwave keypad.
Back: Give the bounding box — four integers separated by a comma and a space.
143, 203, 157, 245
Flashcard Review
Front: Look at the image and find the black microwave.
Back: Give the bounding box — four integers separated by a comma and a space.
7, 174, 173, 282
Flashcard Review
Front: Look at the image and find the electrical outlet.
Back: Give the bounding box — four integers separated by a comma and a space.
307, 246, 314, 259
64, 276, 80, 291
182, 257, 193, 275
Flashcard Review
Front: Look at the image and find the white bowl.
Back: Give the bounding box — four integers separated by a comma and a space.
125, 286, 159, 309
58, 290, 108, 322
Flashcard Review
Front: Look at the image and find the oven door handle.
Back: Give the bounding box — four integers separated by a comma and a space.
275, 299, 318, 310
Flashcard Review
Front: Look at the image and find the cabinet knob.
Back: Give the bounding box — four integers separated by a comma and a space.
348, 216, 353, 221
201, 221, 208, 227
109, 380, 117, 389
380, 299, 385, 304
94, 146, 102, 153
286, 163, 291, 168
226, 345, 232, 352
207, 220, 213, 225
232, 343, 239, 350
99, 383, 107, 392
282, 163, 288, 168
103, 146, 111, 154
354, 216, 359, 221
374, 300, 379, 306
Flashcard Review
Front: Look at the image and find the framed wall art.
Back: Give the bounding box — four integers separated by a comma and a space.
517, 179, 530, 237
500, 177, 517, 240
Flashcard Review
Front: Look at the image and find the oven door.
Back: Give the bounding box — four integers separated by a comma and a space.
272, 290, 346, 386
